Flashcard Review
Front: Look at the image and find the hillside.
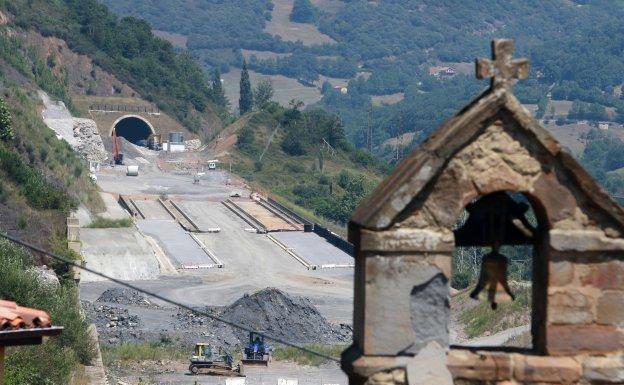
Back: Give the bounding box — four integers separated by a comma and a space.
0, 2, 234, 384
101, 1, 624, 134
3, 0, 228, 137
210, 104, 387, 232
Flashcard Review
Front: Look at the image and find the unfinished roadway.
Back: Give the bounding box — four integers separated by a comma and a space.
79, 146, 354, 328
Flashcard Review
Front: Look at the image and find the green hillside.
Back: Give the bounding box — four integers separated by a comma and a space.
98, 0, 624, 172
0, 34, 100, 385
225, 103, 387, 232
3, 0, 229, 135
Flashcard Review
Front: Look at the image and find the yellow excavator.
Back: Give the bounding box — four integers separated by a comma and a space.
188, 343, 244, 376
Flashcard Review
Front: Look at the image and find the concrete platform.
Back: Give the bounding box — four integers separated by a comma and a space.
271, 232, 354, 268
235, 200, 301, 231
137, 219, 216, 268
80, 227, 160, 281
179, 200, 232, 232
132, 199, 172, 220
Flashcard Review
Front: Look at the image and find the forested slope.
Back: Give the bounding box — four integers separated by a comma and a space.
3, 0, 228, 135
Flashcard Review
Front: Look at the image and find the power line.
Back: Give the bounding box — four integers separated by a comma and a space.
0, 232, 341, 363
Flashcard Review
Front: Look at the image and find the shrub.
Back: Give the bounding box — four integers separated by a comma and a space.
87, 216, 133, 228
0, 148, 75, 211
237, 126, 255, 152
0, 239, 95, 385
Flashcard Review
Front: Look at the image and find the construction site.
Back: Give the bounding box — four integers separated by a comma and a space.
41, 93, 354, 384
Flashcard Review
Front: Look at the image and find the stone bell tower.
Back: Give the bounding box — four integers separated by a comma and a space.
342, 39, 624, 385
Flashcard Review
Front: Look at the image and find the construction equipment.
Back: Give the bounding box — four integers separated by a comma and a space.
112, 129, 124, 165
189, 343, 243, 376
242, 332, 270, 366
148, 133, 162, 150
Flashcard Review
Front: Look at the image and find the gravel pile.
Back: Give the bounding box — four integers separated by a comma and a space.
85, 288, 352, 347
84, 303, 146, 344
218, 288, 350, 344
97, 287, 157, 307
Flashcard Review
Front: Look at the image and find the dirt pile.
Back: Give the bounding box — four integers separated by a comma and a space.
97, 287, 157, 307
218, 288, 351, 344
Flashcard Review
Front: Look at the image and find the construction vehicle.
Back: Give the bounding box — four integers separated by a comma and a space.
242, 332, 270, 366
189, 343, 243, 376
147, 133, 162, 150
111, 129, 124, 165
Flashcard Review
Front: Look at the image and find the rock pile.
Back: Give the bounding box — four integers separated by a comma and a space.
97, 287, 157, 307
73, 119, 108, 163
184, 139, 202, 151
84, 303, 145, 344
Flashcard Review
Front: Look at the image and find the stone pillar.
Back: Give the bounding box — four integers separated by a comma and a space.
66, 216, 80, 242
343, 227, 454, 385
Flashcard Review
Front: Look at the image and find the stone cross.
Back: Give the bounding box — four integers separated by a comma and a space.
476, 39, 529, 88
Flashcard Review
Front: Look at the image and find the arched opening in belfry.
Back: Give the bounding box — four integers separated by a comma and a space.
112, 116, 153, 146
450, 191, 548, 352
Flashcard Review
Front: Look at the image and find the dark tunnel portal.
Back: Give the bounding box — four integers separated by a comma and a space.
114, 117, 152, 146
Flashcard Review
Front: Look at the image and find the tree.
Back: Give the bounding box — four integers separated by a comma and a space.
254, 80, 274, 110
290, 0, 317, 23
239, 60, 253, 115
0, 98, 13, 141
211, 68, 228, 107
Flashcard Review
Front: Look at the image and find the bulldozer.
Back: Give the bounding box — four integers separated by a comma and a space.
242, 332, 270, 366
189, 343, 243, 376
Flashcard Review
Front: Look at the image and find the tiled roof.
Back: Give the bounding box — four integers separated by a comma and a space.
0, 300, 51, 331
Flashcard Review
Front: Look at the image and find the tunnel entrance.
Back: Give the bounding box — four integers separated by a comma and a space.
112, 116, 154, 146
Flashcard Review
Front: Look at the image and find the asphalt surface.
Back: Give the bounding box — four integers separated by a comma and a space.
271, 232, 353, 267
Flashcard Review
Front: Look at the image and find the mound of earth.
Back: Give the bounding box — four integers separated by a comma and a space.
218, 287, 350, 344
97, 287, 155, 307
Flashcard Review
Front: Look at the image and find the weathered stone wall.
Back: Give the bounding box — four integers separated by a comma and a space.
347, 115, 624, 385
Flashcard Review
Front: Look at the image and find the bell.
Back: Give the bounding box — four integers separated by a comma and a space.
453, 192, 535, 247
469, 242, 515, 310
455, 192, 532, 310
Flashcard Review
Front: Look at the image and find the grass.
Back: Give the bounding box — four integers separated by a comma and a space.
101, 343, 189, 366
272, 344, 345, 366
264, 0, 335, 46
87, 216, 133, 228
459, 284, 532, 339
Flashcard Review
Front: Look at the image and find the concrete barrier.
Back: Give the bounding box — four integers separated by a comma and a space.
257, 198, 303, 230
189, 233, 224, 268
169, 199, 205, 232
267, 197, 314, 232
222, 199, 267, 233
313, 224, 354, 257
